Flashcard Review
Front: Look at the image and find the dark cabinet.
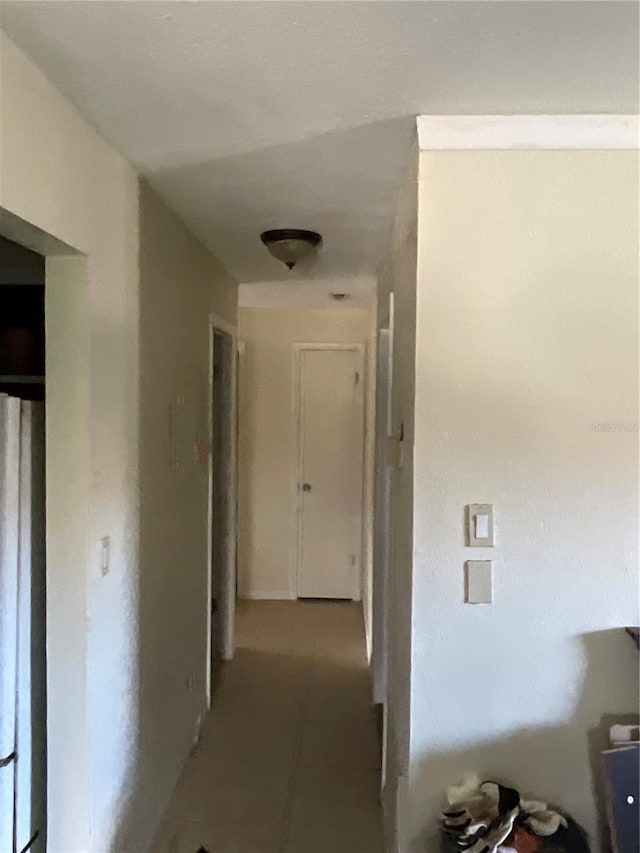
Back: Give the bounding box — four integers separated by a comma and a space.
604, 744, 639, 853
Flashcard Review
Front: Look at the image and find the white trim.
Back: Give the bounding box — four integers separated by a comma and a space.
240, 590, 296, 601
291, 347, 301, 600
205, 320, 214, 703
292, 343, 366, 601
417, 114, 640, 151
208, 310, 237, 337
236, 338, 247, 598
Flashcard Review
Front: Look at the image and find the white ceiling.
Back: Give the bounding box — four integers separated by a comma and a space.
0, 1, 637, 292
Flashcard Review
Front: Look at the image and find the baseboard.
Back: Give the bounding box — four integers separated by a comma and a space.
239, 589, 296, 600
195, 701, 208, 741
382, 781, 397, 853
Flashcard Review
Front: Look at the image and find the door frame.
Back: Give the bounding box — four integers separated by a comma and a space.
0, 212, 87, 849
206, 312, 238, 707
372, 327, 392, 703
291, 343, 366, 601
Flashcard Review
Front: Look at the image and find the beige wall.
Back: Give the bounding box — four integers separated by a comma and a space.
408, 150, 639, 850
238, 307, 375, 602
0, 30, 140, 851
0, 30, 238, 850
122, 181, 237, 849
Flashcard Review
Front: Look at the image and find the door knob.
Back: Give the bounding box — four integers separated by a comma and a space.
302, 482, 312, 492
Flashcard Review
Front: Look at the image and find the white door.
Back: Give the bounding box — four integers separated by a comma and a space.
296, 347, 364, 600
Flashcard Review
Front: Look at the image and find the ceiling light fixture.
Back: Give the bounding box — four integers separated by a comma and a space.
331, 293, 350, 301
260, 229, 322, 270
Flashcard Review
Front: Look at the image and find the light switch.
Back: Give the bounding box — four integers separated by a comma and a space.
475, 513, 489, 540
466, 560, 493, 604
100, 536, 110, 576
466, 504, 494, 547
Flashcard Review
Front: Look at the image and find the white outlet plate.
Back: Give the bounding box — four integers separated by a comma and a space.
465, 560, 493, 604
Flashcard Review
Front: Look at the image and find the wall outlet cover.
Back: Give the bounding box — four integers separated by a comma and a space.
465, 560, 493, 604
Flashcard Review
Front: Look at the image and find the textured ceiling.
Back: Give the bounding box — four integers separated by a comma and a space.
0, 1, 637, 288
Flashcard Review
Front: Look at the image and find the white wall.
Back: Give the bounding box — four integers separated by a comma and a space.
116, 182, 237, 850
408, 150, 639, 850
0, 30, 139, 851
0, 32, 238, 851
238, 307, 375, 603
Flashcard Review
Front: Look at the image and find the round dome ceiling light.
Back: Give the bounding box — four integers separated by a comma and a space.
260, 229, 322, 270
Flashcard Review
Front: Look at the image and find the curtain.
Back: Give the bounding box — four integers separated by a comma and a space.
0, 396, 46, 853
0, 394, 21, 852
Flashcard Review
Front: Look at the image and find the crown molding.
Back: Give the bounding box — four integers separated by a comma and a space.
417, 115, 639, 151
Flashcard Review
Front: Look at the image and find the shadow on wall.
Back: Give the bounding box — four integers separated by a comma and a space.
410, 630, 639, 853
145, 116, 416, 283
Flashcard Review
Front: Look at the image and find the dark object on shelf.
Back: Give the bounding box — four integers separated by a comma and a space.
0, 284, 45, 400
604, 744, 639, 853
0, 326, 37, 374
0, 286, 44, 373
625, 627, 639, 649
0, 380, 44, 403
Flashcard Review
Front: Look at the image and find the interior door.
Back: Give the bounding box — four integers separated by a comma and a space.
297, 348, 364, 600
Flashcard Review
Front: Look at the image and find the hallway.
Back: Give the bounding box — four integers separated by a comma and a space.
152, 601, 385, 853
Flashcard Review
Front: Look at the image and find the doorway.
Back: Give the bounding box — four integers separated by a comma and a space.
294, 345, 365, 600
207, 318, 238, 697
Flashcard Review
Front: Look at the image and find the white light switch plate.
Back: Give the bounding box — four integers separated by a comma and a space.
466, 503, 494, 547
100, 536, 110, 576
465, 560, 493, 604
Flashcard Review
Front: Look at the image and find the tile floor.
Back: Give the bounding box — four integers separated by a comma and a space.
151, 600, 385, 853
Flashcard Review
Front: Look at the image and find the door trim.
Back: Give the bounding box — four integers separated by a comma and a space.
291, 343, 366, 601
372, 327, 391, 703
206, 312, 238, 709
